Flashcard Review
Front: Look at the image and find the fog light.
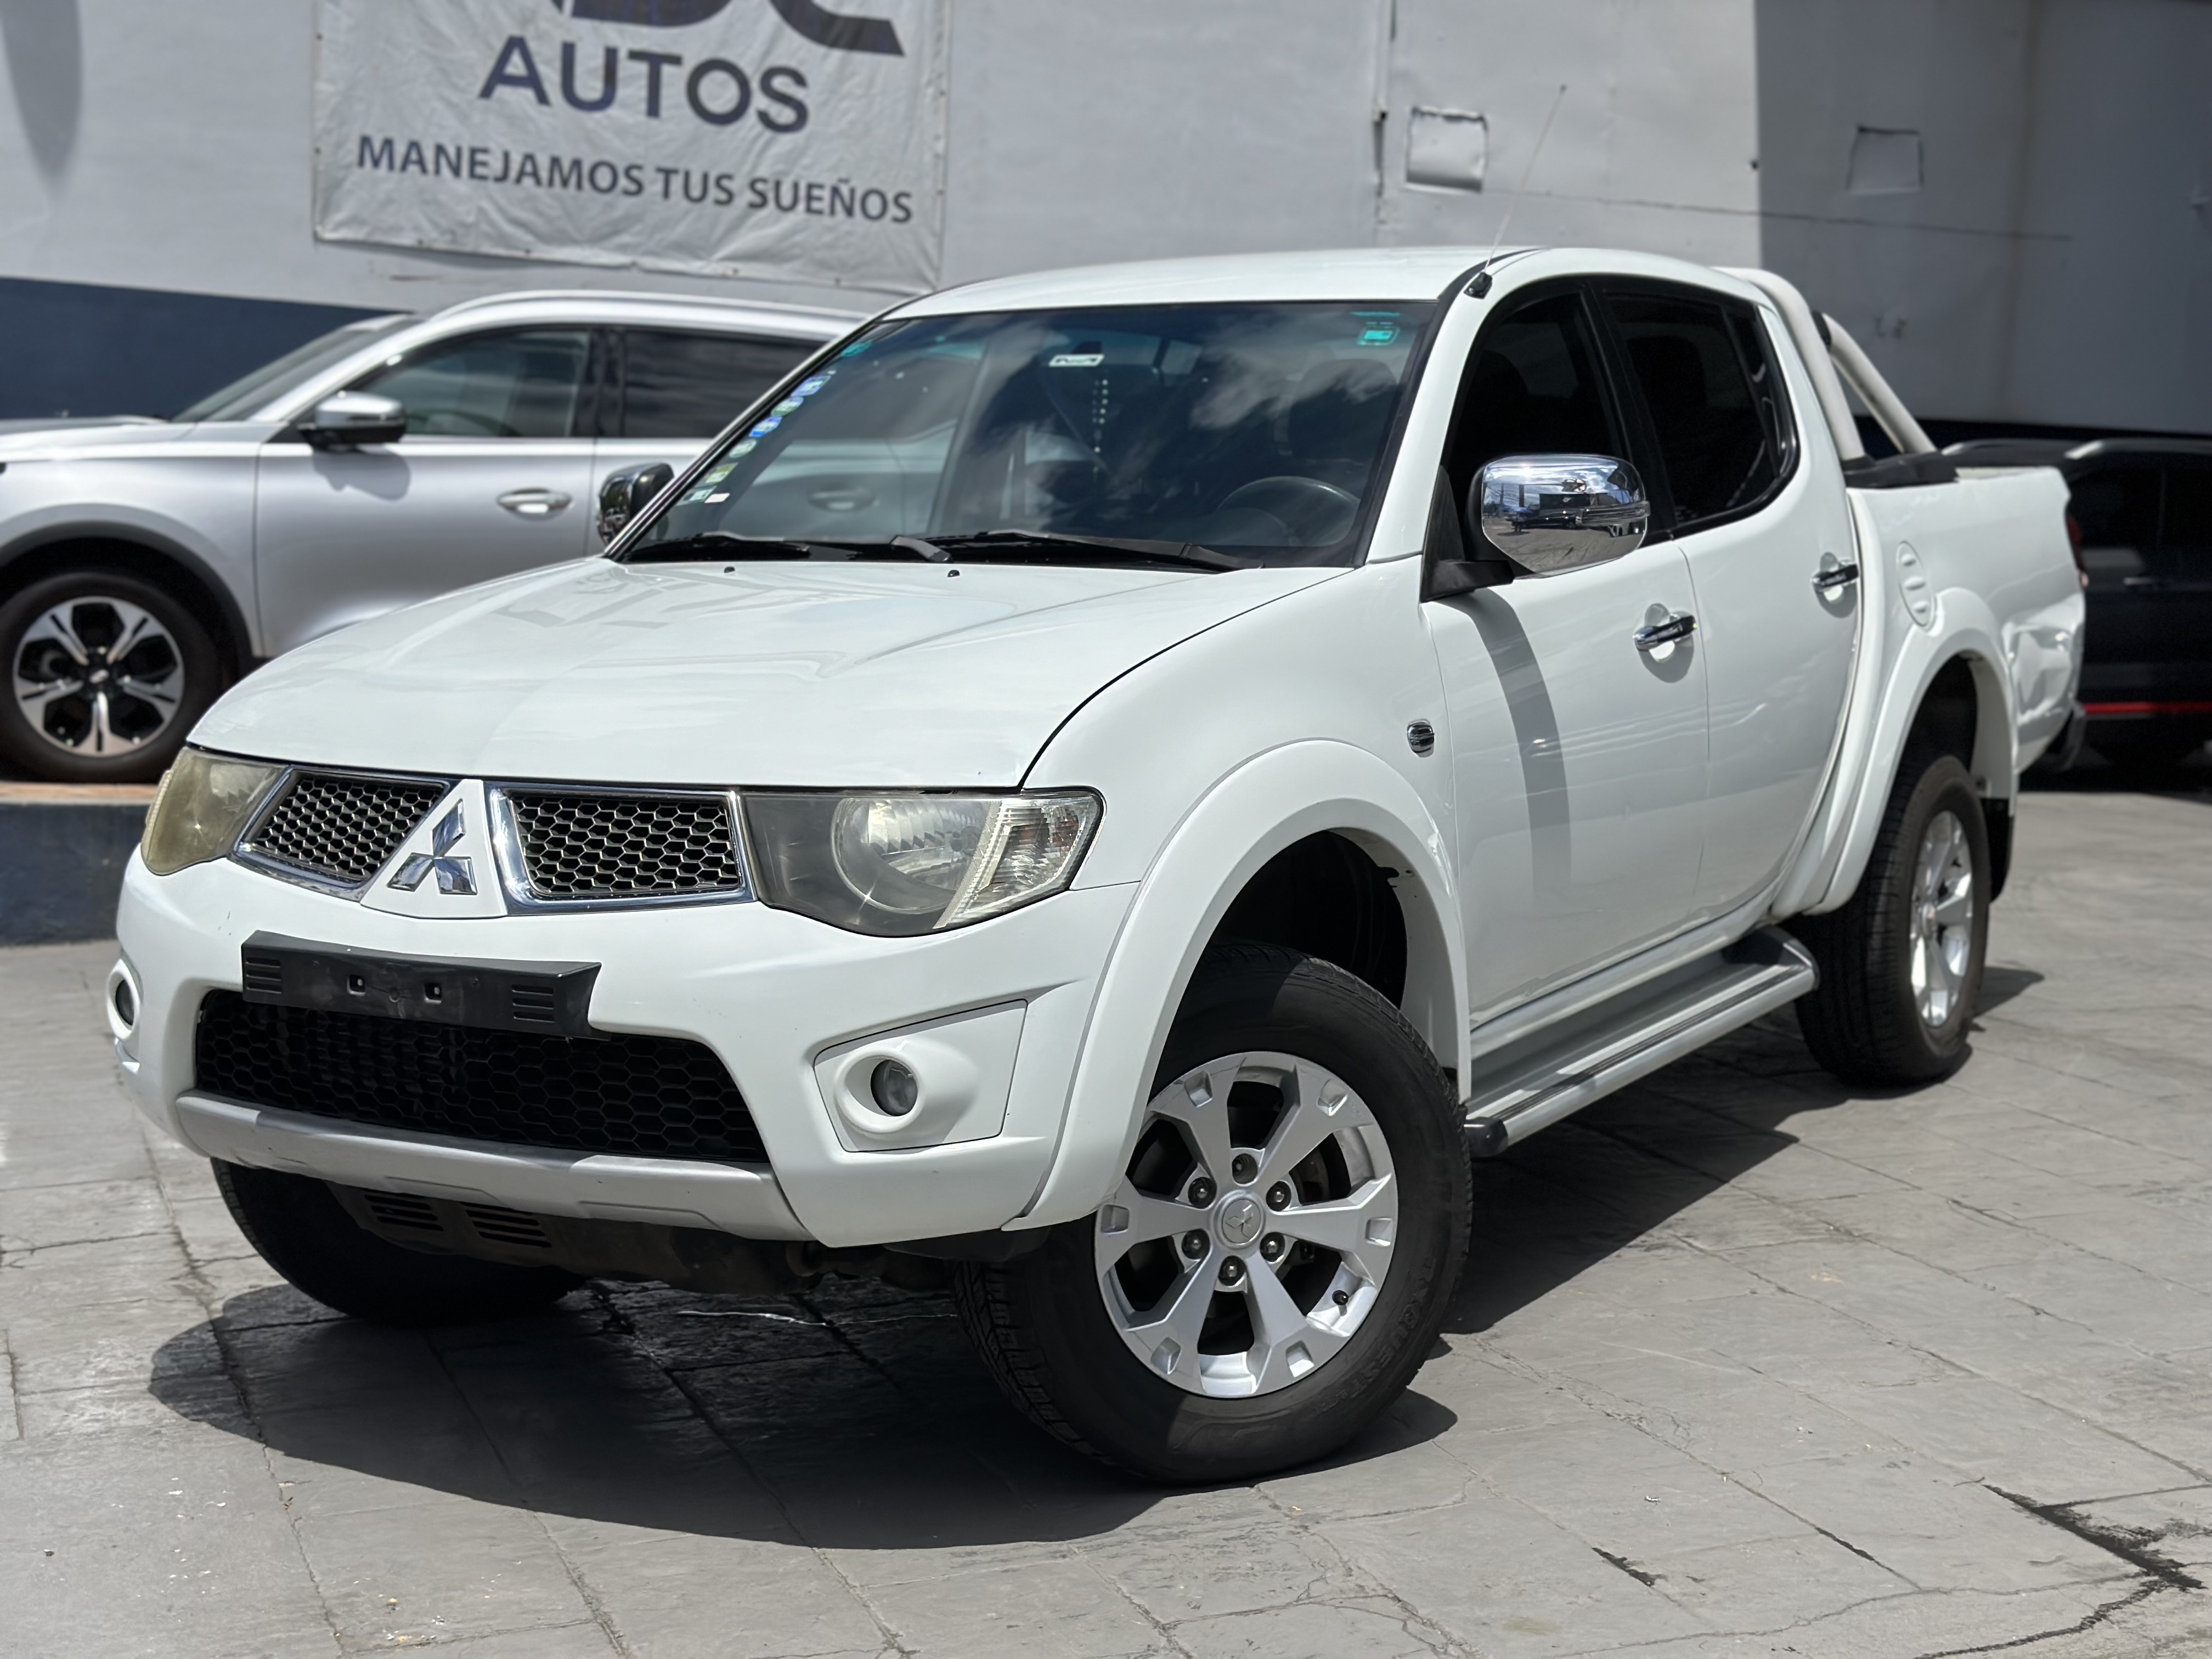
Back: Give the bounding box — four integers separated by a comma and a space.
112, 977, 137, 1031
870, 1058, 918, 1117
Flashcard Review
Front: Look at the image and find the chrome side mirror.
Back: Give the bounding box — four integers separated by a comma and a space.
597, 461, 674, 544
300, 391, 407, 449
1472, 454, 1649, 576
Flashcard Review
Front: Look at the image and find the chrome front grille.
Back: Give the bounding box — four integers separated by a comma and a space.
498, 787, 747, 902
239, 771, 450, 889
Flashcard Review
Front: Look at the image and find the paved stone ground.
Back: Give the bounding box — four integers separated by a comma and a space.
5, 780, 2212, 1658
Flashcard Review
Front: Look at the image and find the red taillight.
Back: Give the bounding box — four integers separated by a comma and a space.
2064, 510, 2088, 588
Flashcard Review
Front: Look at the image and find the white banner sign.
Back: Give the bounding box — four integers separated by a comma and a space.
312, 0, 945, 292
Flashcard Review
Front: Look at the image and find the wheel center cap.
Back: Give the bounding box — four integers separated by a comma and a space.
1216, 1193, 1262, 1246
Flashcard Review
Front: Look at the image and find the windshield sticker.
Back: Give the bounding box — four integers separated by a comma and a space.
1352, 311, 1404, 347
729, 438, 758, 458
1048, 352, 1105, 368
748, 415, 783, 437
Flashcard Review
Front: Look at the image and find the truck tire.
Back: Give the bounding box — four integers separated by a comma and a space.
0, 569, 224, 782
1792, 751, 1990, 1086
953, 943, 1470, 1484
214, 1161, 581, 1327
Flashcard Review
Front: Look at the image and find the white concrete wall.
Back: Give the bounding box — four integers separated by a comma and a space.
0, 0, 2203, 430
1753, 0, 2212, 434
1379, 0, 1765, 267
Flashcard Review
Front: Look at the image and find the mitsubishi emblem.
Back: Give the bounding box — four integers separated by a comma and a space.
390, 805, 477, 896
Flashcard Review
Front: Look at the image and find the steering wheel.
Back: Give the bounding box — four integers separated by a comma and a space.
1218, 476, 1359, 543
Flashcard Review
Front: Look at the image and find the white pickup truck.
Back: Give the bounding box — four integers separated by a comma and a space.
112, 247, 2083, 1483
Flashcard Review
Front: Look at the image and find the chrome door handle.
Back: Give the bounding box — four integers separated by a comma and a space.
497, 488, 573, 518
1812, 561, 1860, 592
1634, 612, 1697, 651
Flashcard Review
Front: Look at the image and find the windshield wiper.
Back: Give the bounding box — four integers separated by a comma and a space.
621, 532, 937, 565
922, 531, 1252, 572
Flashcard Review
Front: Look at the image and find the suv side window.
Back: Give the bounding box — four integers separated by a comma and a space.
357, 330, 590, 439
1442, 289, 1626, 504
1605, 289, 1790, 532
2159, 462, 2212, 579
618, 329, 817, 439
2069, 466, 2162, 584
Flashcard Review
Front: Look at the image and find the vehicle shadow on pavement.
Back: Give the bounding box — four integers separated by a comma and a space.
1440, 1011, 1899, 1340
145, 1273, 1462, 1542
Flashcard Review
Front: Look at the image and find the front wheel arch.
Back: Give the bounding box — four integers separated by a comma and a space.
1, 532, 252, 680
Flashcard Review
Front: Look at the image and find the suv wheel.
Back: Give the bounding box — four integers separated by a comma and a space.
215, 1161, 582, 1326
953, 944, 1470, 1483
0, 570, 223, 782
1793, 751, 1991, 1086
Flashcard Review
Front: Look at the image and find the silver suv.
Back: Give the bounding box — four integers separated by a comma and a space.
0, 290, 856, 781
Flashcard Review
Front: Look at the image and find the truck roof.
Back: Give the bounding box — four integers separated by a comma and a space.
899, 247, 1539, 314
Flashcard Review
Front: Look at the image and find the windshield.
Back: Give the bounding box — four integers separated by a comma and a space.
173, 314, 413, 422
624, 301, 1434, 566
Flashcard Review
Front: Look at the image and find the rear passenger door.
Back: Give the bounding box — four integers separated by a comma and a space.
590, 328, 819, 539
1599, 283, 1859, 921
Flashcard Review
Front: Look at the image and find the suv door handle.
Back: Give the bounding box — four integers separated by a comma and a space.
497, 488, 573, 518
1812, 560, 1860, 592
1634, 612, 1697, 651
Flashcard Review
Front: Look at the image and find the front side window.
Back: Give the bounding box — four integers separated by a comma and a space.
357, 329, 590, 439
618, 329, 819, 439
1607, 290, 1790, 531
625, 302, 1434, 565
1443, 290, 1624, 497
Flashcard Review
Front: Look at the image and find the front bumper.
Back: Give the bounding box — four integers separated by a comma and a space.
115, 853, 1134, 1248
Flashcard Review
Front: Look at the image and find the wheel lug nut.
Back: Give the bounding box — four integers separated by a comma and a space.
1231, 1153, 1257, 1184
1260, 1234, 1285, 1262
1181, 1229, 1208, 1259
1187, 1177, 1215, 1206
1219, 1258, 1246, 1286
1266, 1182, 1292, 1211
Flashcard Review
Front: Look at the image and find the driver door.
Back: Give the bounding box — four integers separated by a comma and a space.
253, 329, 597, 653
1425, 286, 1710, 1018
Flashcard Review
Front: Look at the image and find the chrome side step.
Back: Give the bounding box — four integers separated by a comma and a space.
1462, 928, 1816, 1156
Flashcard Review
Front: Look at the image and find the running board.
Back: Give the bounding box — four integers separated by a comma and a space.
1462, 928, 1816, 1156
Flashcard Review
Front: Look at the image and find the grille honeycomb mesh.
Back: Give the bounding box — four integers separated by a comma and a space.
194, 992, 766, 1163
504, 789, 744, 900
242, 772, 448, 886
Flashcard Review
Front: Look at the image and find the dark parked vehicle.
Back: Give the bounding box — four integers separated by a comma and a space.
1949, 437, 2212, 769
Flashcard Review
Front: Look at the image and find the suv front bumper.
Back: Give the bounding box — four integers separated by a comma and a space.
114, 853, 1135, 1248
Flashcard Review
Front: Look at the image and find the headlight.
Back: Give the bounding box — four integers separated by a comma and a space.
743, 790, 1101, 935
141, 748, 284, 876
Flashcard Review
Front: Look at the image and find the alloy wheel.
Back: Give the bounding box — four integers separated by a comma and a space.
1909, 808, 1976, 1028
1094, 1051, 1398, 1398
11, 596, 186, 758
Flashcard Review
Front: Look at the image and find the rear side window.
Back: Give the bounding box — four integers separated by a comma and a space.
2159, 464, 2212, 550
2069, 466, 2162, 583
1606, 290, 1791, 531
618, 330, 818, 438
358, 330, 589, 438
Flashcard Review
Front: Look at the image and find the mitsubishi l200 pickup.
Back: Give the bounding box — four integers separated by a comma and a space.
112, 248, 2084, 1482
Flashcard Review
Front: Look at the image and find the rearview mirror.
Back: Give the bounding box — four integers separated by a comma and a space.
597, 461, 675, 545
299, 391, 407, 450
1472, 454, 1649, 576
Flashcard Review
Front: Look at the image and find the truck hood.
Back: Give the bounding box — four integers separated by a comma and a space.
196, 556, 1340, 787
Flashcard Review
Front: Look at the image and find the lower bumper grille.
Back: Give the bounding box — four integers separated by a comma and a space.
193, 991, 766, 1164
